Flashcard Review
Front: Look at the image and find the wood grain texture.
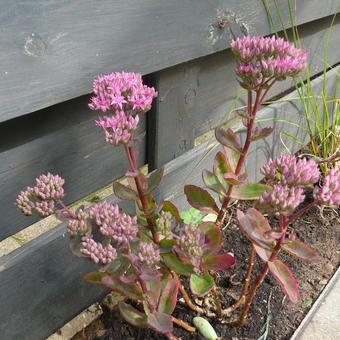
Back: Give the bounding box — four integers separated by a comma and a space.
0, 66, 339, 340
0, 96, 146, 241
150, 14, 340, 168
0, 0, 338, 122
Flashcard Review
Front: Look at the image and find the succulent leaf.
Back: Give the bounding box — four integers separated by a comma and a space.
190, 271, 215, 296
282, 240, 320, 263
118, 302, 148, 328
184, 185, 219, 214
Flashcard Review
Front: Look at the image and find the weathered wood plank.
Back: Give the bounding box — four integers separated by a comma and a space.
0, 0, 338, 122
150, 14, 340, 168
0, 96, 146, 241
0, 66, 338, 340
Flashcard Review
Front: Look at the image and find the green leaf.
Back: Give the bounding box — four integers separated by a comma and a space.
251, 126, 274, 141
184, 185, 219, 214
223, 146, 240, 173
162, 253, 194, 276
180, 208, 204, 225
113, 182, 138, 201
202, 170, 225, 194
268, 260, 300, 303
282, 240, 320, 263
203, 253, 235, 271
146, 166, 164, 193
190, 271, 215, 296
161, 200, 180, 224
236, 208, 275, 250
159, 239, 176, 253
213, 152, 231, 189
158, 278, 179, 314
83, 272, 143, 300
215, 127, 242, 152
193, 317, 219, 340
231, 183, 271, 200
118, 302, 148, 328
145, 276, 162, 310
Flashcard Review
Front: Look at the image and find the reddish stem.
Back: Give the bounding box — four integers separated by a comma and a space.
215, 88, 262, 227
59, 201, 76, 219
286, 201, 316, 225
123, 144, 160, 244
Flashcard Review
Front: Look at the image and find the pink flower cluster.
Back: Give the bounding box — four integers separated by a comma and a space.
231, 36, 307, 88
80, 235, 117, 264
16, 173, 65, 217
179, 225, 204, 259
95, 111, 139, 145
89, 201, 138, 245
261, 154, 320, 187
138, 242, 160, 266
258, 183, 305, 216
259, 155, 320, 215
313, 168, 340, 207
89, 72, 157, 113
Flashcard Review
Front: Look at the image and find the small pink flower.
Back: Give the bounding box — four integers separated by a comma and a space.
138, 242, 160, 266
313, 168, 340, 207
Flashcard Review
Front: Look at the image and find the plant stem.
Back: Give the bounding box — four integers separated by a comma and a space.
212, 287, 222, 318
59, 201, 76, 219
172, 317, 196, 332
123, 143, 160, 244
171, 271, 204, 314
286, 201, 315, 225
216, 88, 262, 227
223, 245, 255, 315
165, 332, 178, 340
235, 215, 286, 326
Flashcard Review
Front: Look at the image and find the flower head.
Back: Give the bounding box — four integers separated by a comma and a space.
313, 168, 340, 207
156, 211, 175, 237
80, 235, 117, 264
231, 36, 307, 88
89, 71, 157, 114
67, 208, 90, 236
258, 183, 305, 215
261, 154, 320, 187
16, 173, 65, 217
96, 111, 139, 145
179, 225, 204, 259
137, 242, 160, 266
89, 201, 138, 245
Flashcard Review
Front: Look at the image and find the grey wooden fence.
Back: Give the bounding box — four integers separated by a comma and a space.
0, 1, 339, 339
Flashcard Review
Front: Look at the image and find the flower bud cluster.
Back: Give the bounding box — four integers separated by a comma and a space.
137, 242, 160, 266
179, 225, 203, 259
258, 155, 320, 215
89, 201, 138, 245
67, 208, 90, 236
16, 173, 65, 217
156, 211, 174, 237
231, 36, 306, 89
80, 235, 117, 264
95, 111, 139, 145
313, 168, 340, 207
261, 154, 320, 187
258, 183, 305, 216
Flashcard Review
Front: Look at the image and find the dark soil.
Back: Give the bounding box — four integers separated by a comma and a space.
73, 203, 339, 340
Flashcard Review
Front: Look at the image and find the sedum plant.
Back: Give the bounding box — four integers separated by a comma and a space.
16, 36, 340, 338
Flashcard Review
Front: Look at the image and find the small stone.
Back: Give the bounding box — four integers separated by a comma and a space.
324, 263, 334, 274
319, 278, 328, 286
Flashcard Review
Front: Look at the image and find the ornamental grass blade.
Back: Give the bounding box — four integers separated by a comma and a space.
147, 311, 173, 334
157, 278, 179, 314
268, 259, 300, 303
190, 271, 215, 296
113, 182, 138, 200
118, 302, 148, 328
215, 127, 242, 152
231, 183, 271, 200
236, 208, 275, 250
184, 185, 219, 214
203, 253, 235, 271
282, 240, 320, 263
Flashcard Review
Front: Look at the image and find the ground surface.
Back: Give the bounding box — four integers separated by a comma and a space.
72, 203, 339, 340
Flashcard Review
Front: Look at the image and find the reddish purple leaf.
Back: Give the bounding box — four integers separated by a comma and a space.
251, 126, 274, 141
184, 185, 219, 214
215, 127, 242, 152
254, 245, 272, 262
158, 278, 179, 315
223, 146, 240, 173
236, 208, 275, 250
224, 172, 242, 185
199, 222, 222, 255
113, 182, 138, 200
264, 230, 284, 240
147, 312, 173, 334
282, 240, 320, 263
161, 200, 181, 224
268, 259, 300, 303
203, 253, 235, 271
